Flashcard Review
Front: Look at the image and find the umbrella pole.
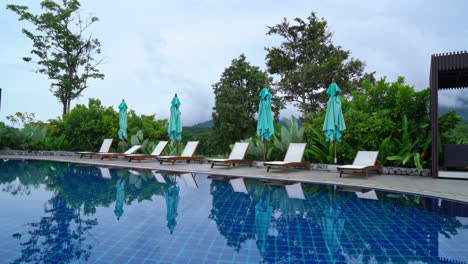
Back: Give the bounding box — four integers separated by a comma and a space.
263, 140, 266, 161
175, 139, 178, 156
334, 140, 337, 164
122, 139, 125, 153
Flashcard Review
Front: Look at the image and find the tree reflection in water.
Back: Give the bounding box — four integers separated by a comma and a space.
209, 179, 464, 264
1, 160, 168, 263
11, 196, 97, 264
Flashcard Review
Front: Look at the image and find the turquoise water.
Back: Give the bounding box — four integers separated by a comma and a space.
0, 160, 467, 264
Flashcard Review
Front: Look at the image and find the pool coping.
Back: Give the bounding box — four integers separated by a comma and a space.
2, 155, 468, 204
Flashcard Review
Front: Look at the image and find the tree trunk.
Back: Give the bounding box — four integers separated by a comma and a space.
62, 100, 67, 115
302, 96, 308, 121
67, 97, 71, 114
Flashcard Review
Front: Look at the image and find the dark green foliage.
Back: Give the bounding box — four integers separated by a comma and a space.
7, 0, 104, 114
0, 122, 47, 150
445, 121, 468, 144
265, 12, 370, 120
46, 98, 168, 151
211, 54, 284, 154
242, 117, 304, 161
386, 116, 431, 172
303, 77, 463, 168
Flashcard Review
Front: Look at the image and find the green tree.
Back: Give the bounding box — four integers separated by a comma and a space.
7, 0, 104, 115
211, 54, 283, 153
265, 12, 370, 120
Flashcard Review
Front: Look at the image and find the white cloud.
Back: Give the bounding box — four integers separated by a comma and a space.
1, 0, 468, 126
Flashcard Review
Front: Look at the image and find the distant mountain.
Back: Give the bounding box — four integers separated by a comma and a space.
439, 106, 468, 123
192, 119, 214, 127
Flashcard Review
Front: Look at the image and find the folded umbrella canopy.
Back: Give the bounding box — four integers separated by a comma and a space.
168, 94, 182, 155
323, 81, 346, 163
257, 87, 275, 160
118, 100, 128, 152
168, 95, 182, 141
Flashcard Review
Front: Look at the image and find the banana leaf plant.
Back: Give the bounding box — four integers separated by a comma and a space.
386, 116, 431, 172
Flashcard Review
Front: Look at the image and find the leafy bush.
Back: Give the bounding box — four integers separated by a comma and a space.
47, 98, 168, 151
242, 116, 304, 161
304, 77, 463, 168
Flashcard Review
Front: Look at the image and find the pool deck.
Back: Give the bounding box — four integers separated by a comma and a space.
2, 155, 468, 203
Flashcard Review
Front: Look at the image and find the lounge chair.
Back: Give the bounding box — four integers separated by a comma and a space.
76, 138, 113, 159
264, 143, 311, 172
96, 145, 142, 161
157, 141, 204, 165
337, 151, 380, 179
207, 142, 252, 168
126, 141, 169, 163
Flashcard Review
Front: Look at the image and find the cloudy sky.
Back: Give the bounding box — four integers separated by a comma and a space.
1, 0, 467, 126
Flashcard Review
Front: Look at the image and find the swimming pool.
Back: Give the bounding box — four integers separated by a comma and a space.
0, 160, 467, 264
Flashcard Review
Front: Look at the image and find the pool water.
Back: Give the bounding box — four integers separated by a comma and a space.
0, 160, 467, 264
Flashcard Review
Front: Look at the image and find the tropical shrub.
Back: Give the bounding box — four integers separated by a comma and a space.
386, 116, 431, 172
304, 77, 463, 168
242, 116, 304, 161
46, 98, 168, 151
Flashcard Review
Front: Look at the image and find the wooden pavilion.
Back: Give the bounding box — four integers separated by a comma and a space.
430, 51, 468, 178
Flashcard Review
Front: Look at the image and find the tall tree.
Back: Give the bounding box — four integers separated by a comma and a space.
265, 12, 371, 120
7, 0, 104, 115
212, 54, 283, 153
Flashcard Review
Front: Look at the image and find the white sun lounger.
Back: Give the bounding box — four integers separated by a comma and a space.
264, 143, 311, 172
76, 138, 113, 159
337, 151, 380, 179
157, 141, 204, 165
97, 145, 142, 160
207, 142, 252, 168
126, 141, 169, 163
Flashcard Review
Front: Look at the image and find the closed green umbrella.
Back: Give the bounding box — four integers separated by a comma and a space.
323, 80, 346, 163
257, 86, 275, 160
168, 94, 182, 154
118, 99, 128, 153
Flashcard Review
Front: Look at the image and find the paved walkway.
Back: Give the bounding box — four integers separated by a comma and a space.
2, 155, 468, 203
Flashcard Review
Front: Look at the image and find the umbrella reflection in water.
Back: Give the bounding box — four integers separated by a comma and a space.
255, 197, 273, 254
320, 203, 345, 263
165, 175, 180, 234
114, 178, 125, 220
